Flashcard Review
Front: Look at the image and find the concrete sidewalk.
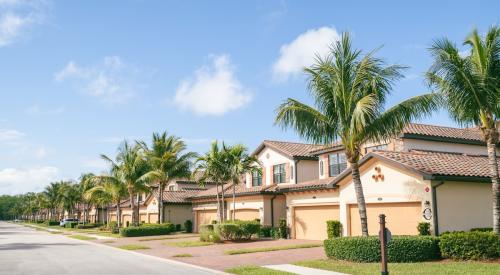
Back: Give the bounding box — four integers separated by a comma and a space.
264, 264, 347, 275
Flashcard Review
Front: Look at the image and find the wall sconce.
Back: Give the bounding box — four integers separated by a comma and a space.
312, 196, 316, 199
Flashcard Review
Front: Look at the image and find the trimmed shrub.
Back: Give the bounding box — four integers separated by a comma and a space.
235, 220, 260, 240
327, 220, 342, 238
277, 218, 287, 239
470, 227, 493, 232
76, 223, 103, 229
119, 223, 174, 237
199, 224, 214, 233
324, 236, 441, 262
215, 223, 239, 240
175, 224, 182, 231
65, 222, 78, 228
45, 220, 59, 226
439, 231, 500, 260
36, 220, 45, 224
259, 226, 272, 238
417, 222, 431, 236
184, 220, 193, 233
200, 230, 222, 243
213, 220, 261, 241
211, 220, 218, 224
106, 221, 118, 229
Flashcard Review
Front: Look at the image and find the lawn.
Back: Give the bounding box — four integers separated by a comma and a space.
172, 253, 193, 257
165, 241, 214, 247
117, 244, 150, 250
68, 235, 97, 240
296, 259, 500, 275
225, 243, 322, 255
138, 235, 195, 242
226, 265, 294, 275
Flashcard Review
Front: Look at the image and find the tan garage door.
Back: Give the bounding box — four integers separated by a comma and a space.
293, 205, 340, 240
231, 209, 260, 221
349, 202, 421, 236
148, 213, 158, 224
110, 214, 117, 222
122, 214, 132, 226
196, 209, 218, 231
139, 213, 147, 223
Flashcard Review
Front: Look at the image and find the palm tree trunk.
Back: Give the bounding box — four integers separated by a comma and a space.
351, 161, 369, 236
158, 183, 163, 223
232, 181, 236, 221
116, 204, 121, 228
486, 137, 500, 234
221, 183, 226, 222
129, 193, 137, 226
215, 183, 221, 223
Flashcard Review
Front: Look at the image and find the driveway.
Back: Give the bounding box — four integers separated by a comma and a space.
99, 234, 326, 270
0, 222, 221, 275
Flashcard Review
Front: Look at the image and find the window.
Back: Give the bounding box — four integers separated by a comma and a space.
290, 165, 294, 180
251, 170, 262, 186
168, 185, 174, 191
319, 160, 324, 176
329, 153, 347, 177
273, 164, 286, 184
364, 144, 388, 154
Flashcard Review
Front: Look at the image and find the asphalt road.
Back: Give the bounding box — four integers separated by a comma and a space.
0, 221, 222, 275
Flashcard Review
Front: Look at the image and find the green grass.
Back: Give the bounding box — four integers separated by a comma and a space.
226, 265, 294, 275
165, 241, 214, 247
95, 232, 121, 238
101, 240, 115, 244
68, 235, 97, 240
139, 235, 196, 242
117, 244, 150, 250
295, 259, 500, 275
172, 253, 193, 257
225, 243, 322, 255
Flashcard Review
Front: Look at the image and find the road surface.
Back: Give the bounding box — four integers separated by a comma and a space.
0, 222, 222, 275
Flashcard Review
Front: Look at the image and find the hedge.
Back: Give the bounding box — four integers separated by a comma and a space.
439, 231, 499, 260
214, 220, 261, 241
324, 236, 440, 262
199, 224, 214, 233
184, 220, 193, 233
45, 220, 59, 226
76, 223, 103, 229
327, 220, 342, 238
119, 223, 174, 237
65, 222, 78, 228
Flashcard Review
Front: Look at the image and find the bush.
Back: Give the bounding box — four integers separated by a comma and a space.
214, 220, 261, 241
215, 223, 239, 240
76, 223, 103, 229
259, 226, 272, 238
175, 224, 182, 231
324, 236, 441, 263
327, 220, 342, 238
277, 218, 287, 239
211, 220, 218, 224
439, 231, 499, 260
184, 220, 193, 233
199, 224, 214, 233
65, 222, 78, 228
45, 220, 59, 226
119, 223, 174, 237
36, 220, 45, 224
470, 227, 493, 232
235, 220, 260, 240
417, 222, 431, 236
200, 230, 222, 243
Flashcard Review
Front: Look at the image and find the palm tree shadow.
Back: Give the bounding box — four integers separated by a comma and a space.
0, 242, 82, 251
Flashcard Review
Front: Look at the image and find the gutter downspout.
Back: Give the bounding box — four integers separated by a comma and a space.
294, 160, 299, 184
431, 181, 445, 235
270, 195, 277, 227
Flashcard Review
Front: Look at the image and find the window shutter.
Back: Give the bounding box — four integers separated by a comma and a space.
285, 163, 290, 183
324, 155, 330, 177
262, 167, 266, 185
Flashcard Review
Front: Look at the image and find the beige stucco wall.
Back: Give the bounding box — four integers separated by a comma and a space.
435, 181, 492, 233
297, 160, 319, 183
402, 139, 500, 155
247, 147, 295, 187
164, 204, 193, 225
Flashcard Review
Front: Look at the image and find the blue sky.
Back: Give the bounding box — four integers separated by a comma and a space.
0, 0, 498, 194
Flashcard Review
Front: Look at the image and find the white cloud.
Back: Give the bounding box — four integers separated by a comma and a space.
55, 56, 139, 104
0, 129, 25, 142
0, 0, 47, 47
34, 146, 47, 159
0, 166, 59, 195
272, 26, 340, 81
174, 54, 252, 116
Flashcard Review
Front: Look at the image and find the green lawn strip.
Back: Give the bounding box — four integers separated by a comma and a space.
226, 265, 295, 275
225, 243, 322, 255
94, 232, 121, 238
68, 235, 97, 240
295, 259, 500, 275
101, 240, 115, 244
172, 253, 193, 257
139, 235, 197, 242
117, 244, 150, 250
164, 241, 214, 247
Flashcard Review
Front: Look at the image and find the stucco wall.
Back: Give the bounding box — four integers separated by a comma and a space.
250, 147, 294, 186
435, 181, 492, 233
403, 139, 499, 155
297, 160, 319, 183
164, 204, 193, 225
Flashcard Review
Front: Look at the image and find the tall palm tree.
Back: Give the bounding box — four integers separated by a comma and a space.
224, 144, 259, 221
139, 132, 196, 223
276, 32, 439, 236
35, 193, 48, 221
426, 26, 500, 234
102, 141, 150, 226
87, 171, 128, 227
79, 173, 95, 224
195, 141, 229, 223
44, 182, 62, 220
59, 181, 81, 218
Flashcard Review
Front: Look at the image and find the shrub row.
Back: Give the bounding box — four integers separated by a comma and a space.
45, 220, 59, 226
214, 220, 261, 240
326, 220, 342, 238
184, 220, 193, 233
324, 236, 441, 263
439, 231, 500, 260
76, 223, 102, 229
65, 222, 78, 228
119, 223, 174, 237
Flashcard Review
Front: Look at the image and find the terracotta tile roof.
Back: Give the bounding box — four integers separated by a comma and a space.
276, 178, 336, 192
151, 189, 203, 204
189, 183, 278, 200
252, 140, 324, 159
401, 123, 489, 143
373, 150, 499, 178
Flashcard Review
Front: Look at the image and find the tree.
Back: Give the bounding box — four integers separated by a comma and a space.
426, 26, 500, 234
275, 32, 438, 236
195, 141, 229, 222
79, 173, 95, 224
44, 182, 62, 220
101, 141, 150, 226
224, 144, 259, 221
59, 181, 80, 218
139, 132, 196, 223
87, 171, 127, 227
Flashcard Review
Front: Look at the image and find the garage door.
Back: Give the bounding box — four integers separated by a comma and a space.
231, 209, 260, 221
139, 213, 147, 223
122, 214, 132, 226
148, 213, 158, 224
349, 202, 421, 236
110, 214, 117, 222
293, 205, 340, 240
196, 209, 218, 231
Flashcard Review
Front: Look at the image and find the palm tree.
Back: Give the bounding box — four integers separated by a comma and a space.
275, 32, 439, 236
35, 193, 48, 221
426, 26, 500, 234
139, 132, 196, 223
59, 181, 81, 218
87, 171, 128, 227
44, 182, 62, 220
79, 173, 95, 224
195, 141, 230, 223
101, 141, 150, 226
224, 144, 259, 221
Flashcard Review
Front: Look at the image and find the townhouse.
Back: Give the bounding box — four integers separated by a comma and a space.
189, 123, 498, 240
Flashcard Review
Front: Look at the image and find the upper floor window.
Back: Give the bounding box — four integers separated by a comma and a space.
319, 160, 324, 176
273, 163, 286, 184
168, 185, 174, 191
364, 144, 389, 154
329, 153, 347, 177
251, 170, 262, 186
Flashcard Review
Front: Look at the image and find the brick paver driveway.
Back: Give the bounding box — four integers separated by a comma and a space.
95, 235, 326, 270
